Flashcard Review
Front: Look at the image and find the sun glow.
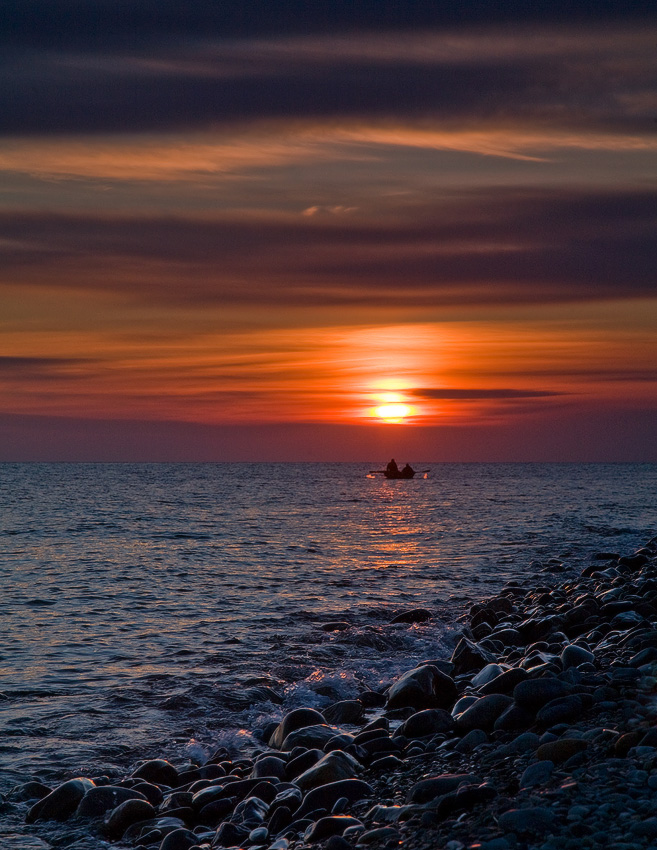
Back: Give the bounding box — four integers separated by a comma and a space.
372, 392, 414, 423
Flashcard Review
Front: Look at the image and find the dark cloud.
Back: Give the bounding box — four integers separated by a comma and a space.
0, 356, 97, 378
0, 186, 654, 308
4, 1, 654, 51
0, 24, 655, 135
412, 388, 564, 399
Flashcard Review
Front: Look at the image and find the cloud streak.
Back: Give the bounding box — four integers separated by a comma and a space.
0, 186, 654, 307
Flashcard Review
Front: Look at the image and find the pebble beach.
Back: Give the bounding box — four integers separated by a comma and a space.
7, 536, 657, 850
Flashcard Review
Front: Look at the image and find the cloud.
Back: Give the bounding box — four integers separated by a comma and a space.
1, 185, 654, 308
0, 23, 655, 136
411, 388, 564, 399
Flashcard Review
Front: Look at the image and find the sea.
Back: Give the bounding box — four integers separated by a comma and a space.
0, 462, 655, 846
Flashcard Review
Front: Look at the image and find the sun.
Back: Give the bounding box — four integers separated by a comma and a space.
373, 392, 414, 423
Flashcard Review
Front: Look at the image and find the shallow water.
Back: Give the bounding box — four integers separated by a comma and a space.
0, 462, 655, 842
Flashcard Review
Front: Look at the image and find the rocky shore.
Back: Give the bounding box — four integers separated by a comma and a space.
7, 537, 657, 850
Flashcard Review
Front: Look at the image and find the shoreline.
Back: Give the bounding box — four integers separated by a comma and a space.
6, 537, 657, 850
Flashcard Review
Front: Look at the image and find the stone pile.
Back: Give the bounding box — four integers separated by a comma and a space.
8, 538, 657, 850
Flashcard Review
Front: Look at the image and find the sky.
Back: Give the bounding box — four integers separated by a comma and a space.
1, 1, 656, 461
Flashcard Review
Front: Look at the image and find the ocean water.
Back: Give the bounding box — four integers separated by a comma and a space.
0, 462, 655, 843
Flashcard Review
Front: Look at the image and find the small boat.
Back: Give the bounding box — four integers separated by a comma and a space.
369, 464, 429, 479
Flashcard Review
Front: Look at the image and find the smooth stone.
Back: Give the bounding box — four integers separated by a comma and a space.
131, 759, 178, 787
455, 729, 489, 753
159, 827, 198, 850
324, 700, 364, 724
304, 815, 363, 842
324, 733, 356, 752
26, 778, 96, 823
325, 837, 353, 850
432, 782, 497, 817
390, 608, 432, 624
451, 695, 479, 716
471, 663, 507, 687
535, 694, 583, 727
252, 756, 287, 780
357, 826, 400, 845
214, 821, 250, 847
481, 667, 529, 695
196, 797, 234, 826
232, 794, 269, 826
295, 751, 360, 791
498, 806, 555, 835
519, 760, 555, 789
536, 738, 588, 764
132, 781, 164, 806
249, 826, 269, 843
105, 798, 157, 839
491, 629, 524, 647
76, 785, 147, 818
295, 779, 373, 819
369, 755, 404, 771
8, 782, 51, 803
407, 773, 481, 804
513, 677, 571, 711
455, 694, 514, 733
386, 664, 457, 710
286, 749, 324, 779
450, 637, 498, 674
398, 708, 454, 738
281, 724, 337, 751
561, 644, 595, 669
493, 731, 540, 758
269, 708, 327, 749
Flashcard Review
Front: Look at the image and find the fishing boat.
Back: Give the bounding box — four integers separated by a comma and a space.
369, 462, 428, 479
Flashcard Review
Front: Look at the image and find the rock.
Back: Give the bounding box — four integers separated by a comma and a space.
398, 708, 454, 738
196, 797, 235, 826
432, 782, 497, 817
519, 760, 555, 789
26, 778, 96, 822
498, 806, 555, 835
252, 755, 287, 779
269, 708, 327, 748
535, 738, 588, 764
492, 731, 539, 758
105, 798, 157, 839
513, 677, 571, 711
357, 826, 401, 845
281, 724, 337, 751
8, 781, 52, 802
455, 694, 514, 733
304, 815, 363, 842
325, 837, 353, 850
386, 664, 457, 710
493, 703, 535, 732
471, 663, 507, 687
132, 781, 164, 806
159, 827, 198, 850
390, 608, 432, 624
450, 637, 498, 674
131, 759, 178, 787
286, 749, 324, 779
479, 667, 529, 696
535, 694, 583, 727
214, 821, 250, 847
232, 794, 269, 826
407, 774, 481, 804
76, 785, 147, 818
455, 729, 488, 753
296, 779, 373, 819
561, 644, 595, 669
324, 700, 364, 724
295, 751, 360, 791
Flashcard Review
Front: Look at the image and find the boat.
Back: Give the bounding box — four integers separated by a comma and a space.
369, 463, 429, 479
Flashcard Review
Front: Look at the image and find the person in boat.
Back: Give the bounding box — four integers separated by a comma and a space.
400, 463, 415, 478
386, 458, 399, 476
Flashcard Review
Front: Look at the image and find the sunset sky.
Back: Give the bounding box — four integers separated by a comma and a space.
1, 1, 656, 461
